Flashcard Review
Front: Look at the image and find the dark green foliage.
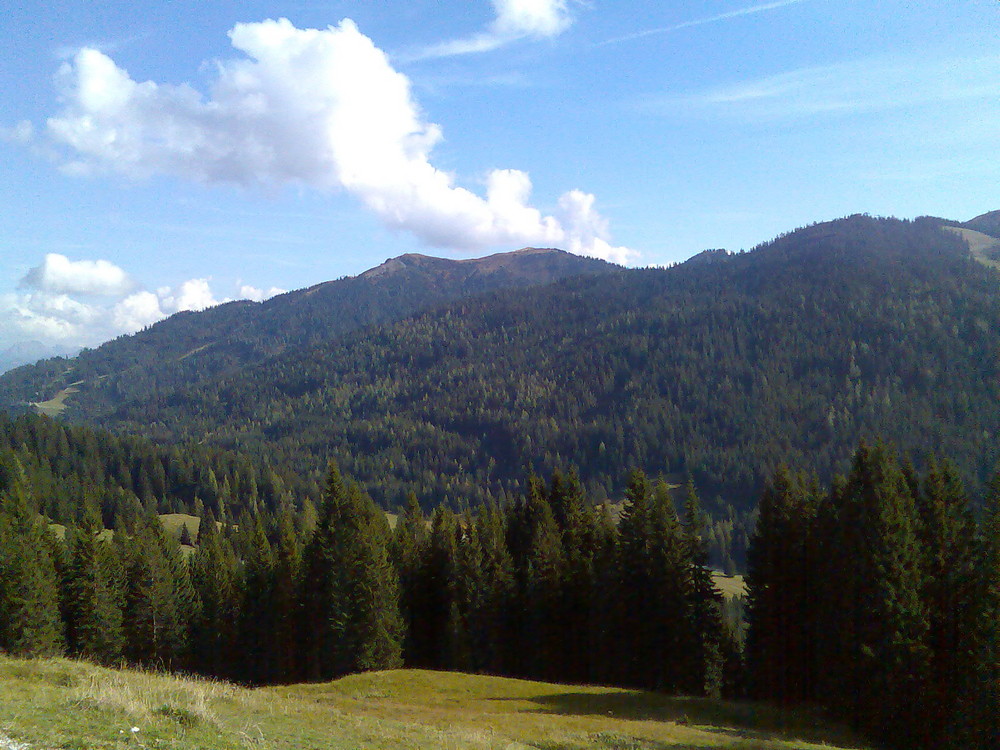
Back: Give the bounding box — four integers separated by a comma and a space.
817, 443, 930, 745
190, 512, 240, 678
506, 477, 565, 680
120, 513, 194, 667
61, 521, 124, 664
915, 459, 977, 739
300, 463, 403, 680
946, 474, 1000, 749
0, 411, 310, 527
8, 217, 1000, 575
745, 467, 819, 702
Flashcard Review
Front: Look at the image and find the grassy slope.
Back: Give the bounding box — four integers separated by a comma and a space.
0, 657, 868, 750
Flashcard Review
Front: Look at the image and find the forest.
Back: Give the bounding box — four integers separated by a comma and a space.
4, 216, 1000, 538
1, 433, 998, 750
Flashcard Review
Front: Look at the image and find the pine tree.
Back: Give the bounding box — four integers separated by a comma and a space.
235, 516, 274, 684
745, 467, 819, 702
506, 476, 564, 680
915, 458, 977, 741
300, 462, 402, 680
946, 473, 1000, 749
471, 501, 514, 675
62, 517, 124, 664
617, 472, 696, 691
271, 501, 302, 682
817, 442, 930, 747
0, 453, 64, 656
392, 493, 428, 666
679, 480, 725, 697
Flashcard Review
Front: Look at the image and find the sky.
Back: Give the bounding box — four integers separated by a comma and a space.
1, 0, 999, 359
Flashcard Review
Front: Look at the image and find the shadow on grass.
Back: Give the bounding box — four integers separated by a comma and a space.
495, 690, 861, 747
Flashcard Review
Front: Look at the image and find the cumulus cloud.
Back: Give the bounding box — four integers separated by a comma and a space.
22, 253, 135, 296
240, 284, 287, 302
45, 17, 631, 262
2, 258, 284, 350
417, 0, 574, 58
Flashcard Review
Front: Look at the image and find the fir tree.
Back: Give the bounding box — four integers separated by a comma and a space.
745, 467, 819, 702
62, 518, 124, 664
300, 462, 402, 680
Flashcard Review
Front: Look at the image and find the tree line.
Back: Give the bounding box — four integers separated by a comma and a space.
0, 454, 733, 695
2, 441, 998, 749
746, 442, 999, 749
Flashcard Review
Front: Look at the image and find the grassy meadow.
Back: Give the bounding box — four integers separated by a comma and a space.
0, 656, 868, 750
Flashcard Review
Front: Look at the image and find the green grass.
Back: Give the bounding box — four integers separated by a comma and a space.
0, 656, 868, 750
29, 383, 82, 417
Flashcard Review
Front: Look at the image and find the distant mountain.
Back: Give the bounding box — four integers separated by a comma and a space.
963, 209, 1000, 238
6, 214, 999, 529
0, 247, 615, 411
0, 341, 78, 376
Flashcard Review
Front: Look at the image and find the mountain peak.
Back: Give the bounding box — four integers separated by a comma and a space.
358, 247, 605, 281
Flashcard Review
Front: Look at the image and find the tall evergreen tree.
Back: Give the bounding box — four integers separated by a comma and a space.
915, 458, 977, 741
680, 479, 725, 697
0, 452, 64, 656
745, 467, 819, 702
817, 442, 930, 747
300, 462, 402, 680
392, 493, 428, 666
62, 518, 124, 664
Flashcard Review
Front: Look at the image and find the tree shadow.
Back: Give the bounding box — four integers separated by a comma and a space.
493, 690, 862, 748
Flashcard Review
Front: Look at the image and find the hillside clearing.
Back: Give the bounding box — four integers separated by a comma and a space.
0, 657, 866, 750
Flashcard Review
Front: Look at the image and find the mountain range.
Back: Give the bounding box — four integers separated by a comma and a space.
3, 211, 1000, 523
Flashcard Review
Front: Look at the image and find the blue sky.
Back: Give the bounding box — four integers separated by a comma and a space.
2, 0, 999, 358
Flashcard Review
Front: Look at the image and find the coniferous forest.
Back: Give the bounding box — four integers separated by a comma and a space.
1, 417, 998, 750
3, 212, 1000, 750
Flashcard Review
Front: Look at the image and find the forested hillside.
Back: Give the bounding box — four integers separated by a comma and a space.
7, 215, 997, 516
0, 247, 613, 405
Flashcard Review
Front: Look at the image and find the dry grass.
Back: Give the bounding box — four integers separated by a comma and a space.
945, 226, 1000, 270
30, 383, 82, 416
0, 657, 869, 750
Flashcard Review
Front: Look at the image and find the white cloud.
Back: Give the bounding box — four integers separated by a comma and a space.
21, 253, 135, 296
44, 17, 628, 260
239, 284, 286, 302
112, 291, 164, 333
167, 278, 218, 312
1, 257, 292, 351
416, 0, 573, 59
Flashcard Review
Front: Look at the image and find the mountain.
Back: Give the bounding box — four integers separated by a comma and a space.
963, 209, 1000, 238
0, 247, 615, 413
0, 341, 78, 376
5, 214, 999, 530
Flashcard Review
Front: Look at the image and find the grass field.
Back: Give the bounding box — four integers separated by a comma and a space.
29, 381, 84, 417
0, 656, 867, 750
946, 226, 1000, 270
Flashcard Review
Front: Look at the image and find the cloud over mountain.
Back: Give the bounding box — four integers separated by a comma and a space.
46, 17, 632, 263
1, 256, 283, 352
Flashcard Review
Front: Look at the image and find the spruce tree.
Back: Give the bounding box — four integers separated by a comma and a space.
300, 462, 402, 680
392, 493, 428, 666
817, 442, 930, 747
916, 458, 977, 742
946, 473, 1000, 749
62, 518, 124, 664
745, 467, 819, 702
680, 479, 724, 697
0, 454, 64, 656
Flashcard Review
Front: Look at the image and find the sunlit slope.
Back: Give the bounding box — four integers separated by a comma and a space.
0, 656, 867, 750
